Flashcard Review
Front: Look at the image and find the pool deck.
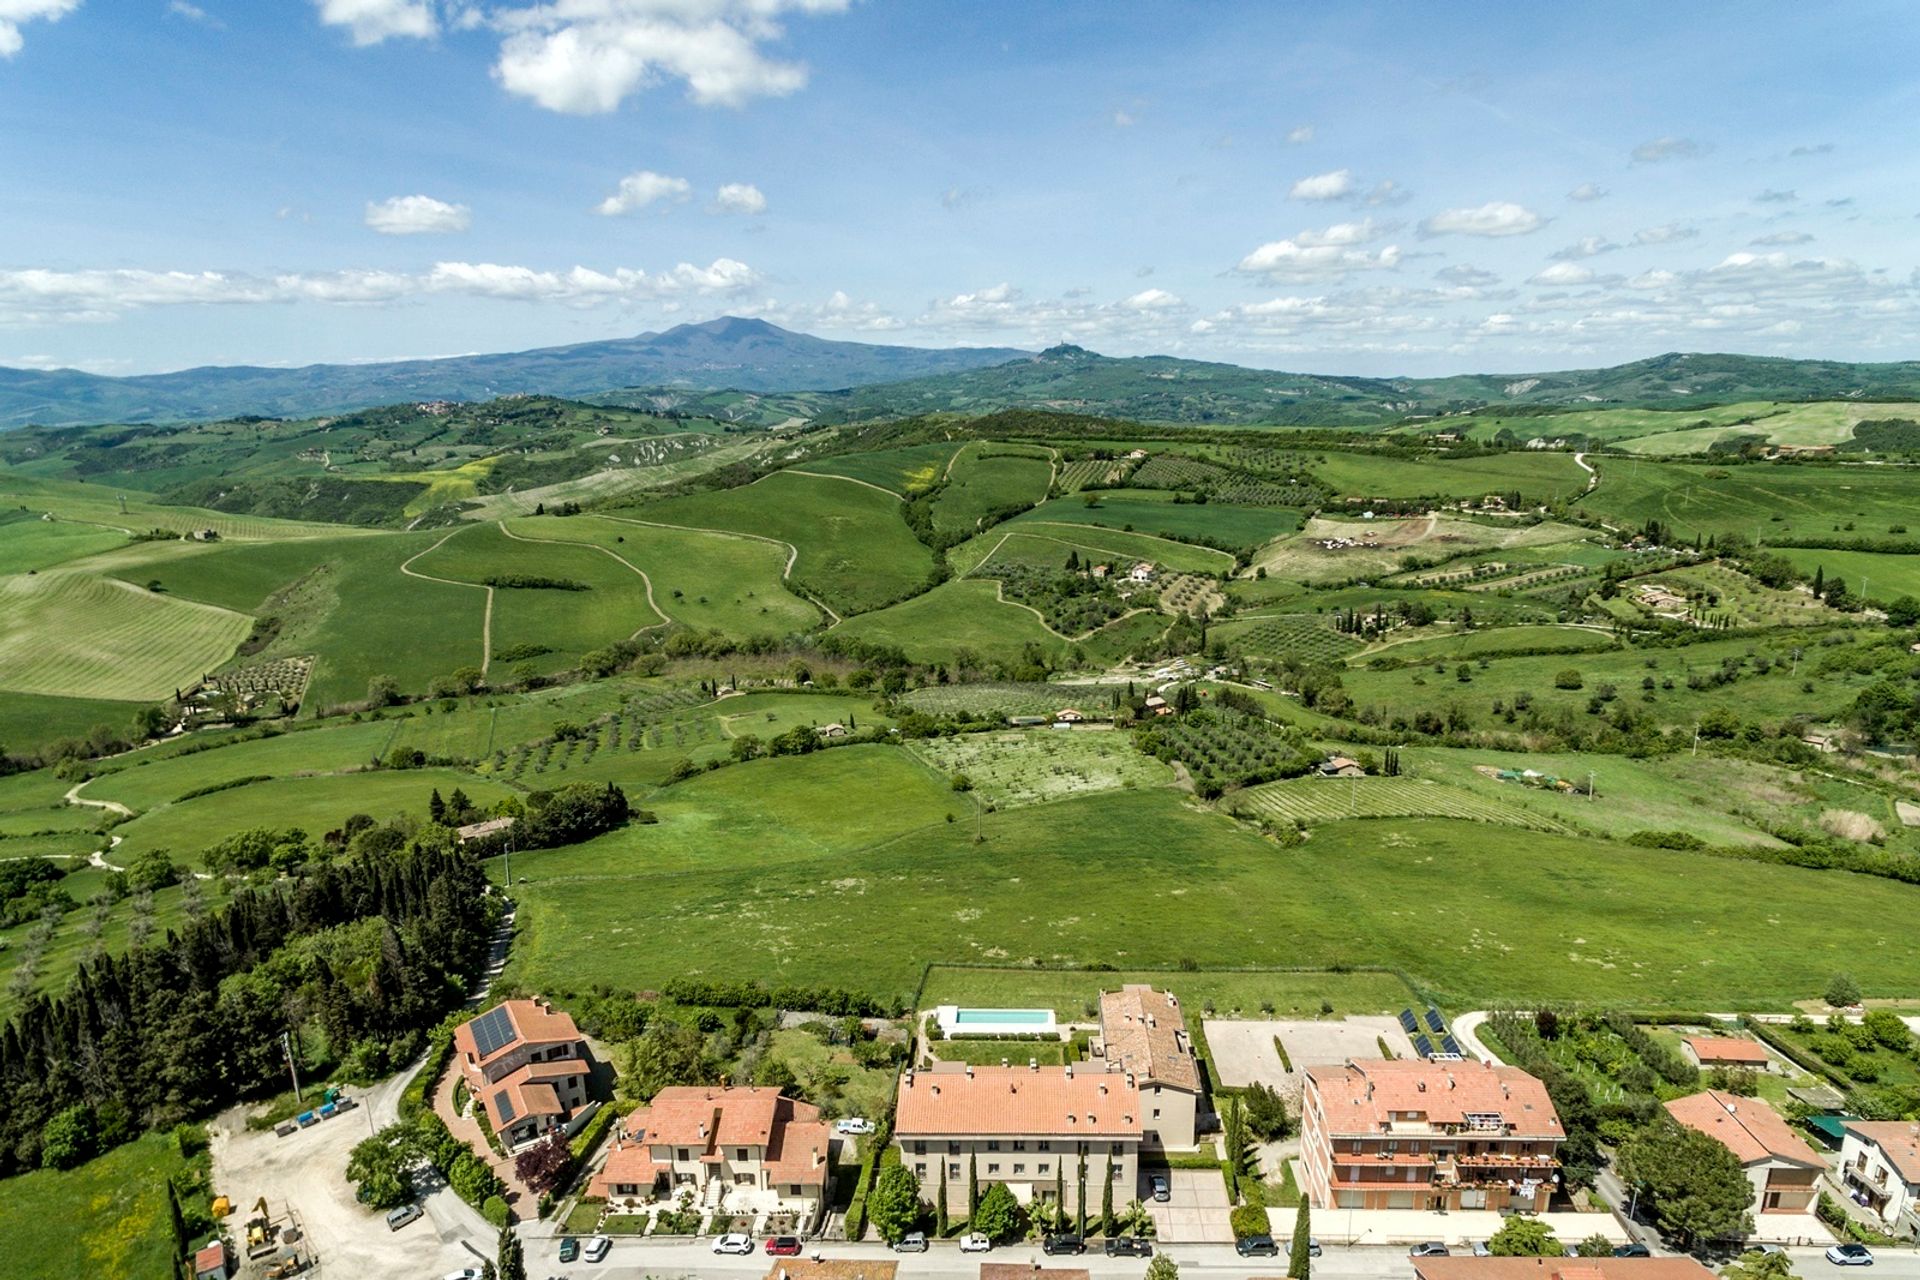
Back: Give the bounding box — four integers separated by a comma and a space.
933, 1004, 1061, 1039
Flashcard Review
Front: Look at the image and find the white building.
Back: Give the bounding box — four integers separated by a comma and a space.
1840, 1122, 1920, 1239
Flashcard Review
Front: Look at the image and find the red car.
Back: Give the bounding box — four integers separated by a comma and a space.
764, 1237, 804, 1257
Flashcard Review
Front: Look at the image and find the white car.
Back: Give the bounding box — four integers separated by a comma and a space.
583, 1235, 612, 1264
713, 1233, 755, 1255
442, 1270, 485, 1280
960, 1233, 993, 1253
835, 1117, 875, 1135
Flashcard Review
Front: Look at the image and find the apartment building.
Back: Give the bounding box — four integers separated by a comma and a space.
451, 999, 593, 1149
1097, 985, 1202, 1149
1663, 1091, 1821, 1214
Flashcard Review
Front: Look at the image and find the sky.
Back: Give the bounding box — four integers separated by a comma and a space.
2, 0, 1918, 377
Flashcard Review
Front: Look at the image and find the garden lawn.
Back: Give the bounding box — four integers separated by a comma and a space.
0, 1131, 193, 1280
493, 783, 1920, 1012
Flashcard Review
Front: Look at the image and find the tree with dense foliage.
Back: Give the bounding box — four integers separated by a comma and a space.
619, 1018, 708, 1101
968, 1152, 978, 1223
1826, 973, 1862, 1007
1489, 1217, 1561, 1256
1288, 1200, 1312, 1279
1244, 1082, 1290, 1140
1577, 1234, 1615, 1258
1101, 1151, 1114, 1236
496, 1223, 526, 1280
347, 1131, 413, 1209
1221, 1094, 1248, 1199
973, 1181, 1019, 1242
936, 1160, 948, 1235
1617, 1120, 1755, 1248
868, 1161, 922, 1244
1146, 1256, 1179, 1280
39, 1104, 97, 1170
1721, 1250, 1801, 1280
513, 1132, 572, 1196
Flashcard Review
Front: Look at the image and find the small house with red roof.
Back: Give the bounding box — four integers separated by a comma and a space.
1663, 1091, 1821, 1213
1681, 1036, 1773, 1072
590, 1085, 832, 1221
452, 999, 595, 1150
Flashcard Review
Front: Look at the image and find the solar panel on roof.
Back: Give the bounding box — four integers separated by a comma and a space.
1425, 1008, 1446, 1032
1399, 1010, 1419, 1033
470, 1005, 517, 1058
494, 1090, 516, 1123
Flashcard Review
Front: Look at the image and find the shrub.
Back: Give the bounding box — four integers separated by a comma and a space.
1229, 1203, 1270, 1240
482, 1195, 510, 1228
1554, 669, 1584, 689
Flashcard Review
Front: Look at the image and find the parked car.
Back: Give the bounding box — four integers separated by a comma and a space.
1753, 1245, 1788, 1257
384, 1204, 422, 1232
557, 1237, 580, 1263
1470, 1241, 1492, 1257
764, 1237, 803, 1257
1043, 1234, 1086, 1256
894, 1232, 929, 1253
1105, 1237, 1153, 1258
1236, 1235, 1280, 1258
1826, 1244, 1874, 1267
834, 1117, 876, 1135
1411, 1243, 1452, 1258
1288, 1238, 1323, 1258
583, 1235, 612, 1264
960, 1233, 993, 1253
441, 1270, 485, 1280
713, 1234, 755, 1255
1614, 1244, 1652, 1258
1148, 1173, 1171, 1202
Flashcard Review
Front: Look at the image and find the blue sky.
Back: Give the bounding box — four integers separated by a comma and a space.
2, 0, 1917, 376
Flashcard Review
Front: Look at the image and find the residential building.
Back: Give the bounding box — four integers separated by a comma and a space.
1411, 1258, 1719, 1280
1663, 1091, 1821, 1214
452, 999, 594, 1150
1838, 1121, 1920, 1238
982, 1268, 1088, 1280
763, 1263, 897, 1280
1299, 1058, 1564, 1212
590, 1086, 832, 1221
1681, 1037, 1773, 1072
894, 1063, 1143, 1215
1097, 985, 1201, 1149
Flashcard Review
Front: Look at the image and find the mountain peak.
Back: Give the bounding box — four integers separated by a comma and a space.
1038, 343, 1096, 361
654, 315, 789, 344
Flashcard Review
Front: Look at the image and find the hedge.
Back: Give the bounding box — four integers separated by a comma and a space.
399, 1016, 460, 1120
842, 1121, 895, 1241
661, 977, 900, 1018
1230, 1203, 1270, 1240
570, 1105, 618, 1162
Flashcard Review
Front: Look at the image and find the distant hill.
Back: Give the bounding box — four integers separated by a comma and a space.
0, 317, 1028, 428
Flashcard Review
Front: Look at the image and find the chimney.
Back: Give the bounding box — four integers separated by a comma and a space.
931, 1085, 941, 1097
1030, 1058, 1039, 1071
1417, 1081, 1427, 1093
966, 1066, 974, 1079
1001, 1057, 1010, 1068
1065, 1063, 1073, 1078
1099, 1084, 1109, 1096
905, 1070, 914, 1088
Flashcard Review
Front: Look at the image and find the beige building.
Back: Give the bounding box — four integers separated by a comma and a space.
590, 1086, 831, 1219
1097, 985, 1201, 1150
1839, 1121, 1920, 1238
452, 999, 594, 1150
1663, 1091, 1820, 1214
895, 1063, 1142, 1215
1300, 1058, 1563, 1212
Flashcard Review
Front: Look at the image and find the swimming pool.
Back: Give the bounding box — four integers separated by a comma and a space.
934, 1005, 1060, 1038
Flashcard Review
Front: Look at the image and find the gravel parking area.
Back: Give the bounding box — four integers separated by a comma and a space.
1204, 1017, 1416, 1095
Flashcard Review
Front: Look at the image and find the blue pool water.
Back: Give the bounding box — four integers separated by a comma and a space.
953, 1008, 1052, 1025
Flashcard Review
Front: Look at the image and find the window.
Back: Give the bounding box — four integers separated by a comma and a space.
1013, 1141, 1026, 1151
987, 1140, 1000, 1151
1038, 1163, 1050, 1175
947, 1142, 960, 1155
1014, 1164, 1026, 1175
678, 1148, 691, 1161
915, 1163, 926, 1177
736, 1148, 750, 1162
988, 1163, 1001, 1174
949, 1163, 961, 1177
913, 1142, 926, 1155
1113, 1165, 1124, 1181
1152, 1109, 1161, 1119
1038, 1141, 1052, 1152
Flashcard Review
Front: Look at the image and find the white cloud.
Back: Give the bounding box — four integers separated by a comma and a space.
1633, 222, 1698, 245
1551, 235, 1619, 260
0, 258, 759, 324
1289, 169, 1354, 201
1111, 108, 1136, 127
1754, 188, 1798, 204
710, 181, 766, 215
314, 0, 436, 46
1286, 124, 1313, 144
0, 0, 78, 57
1122, 288, 1182, 311
364, 194, 472, 235
167, 0, 222, 26
1364, 179, 1411, 206
1529, 262, 1595, 286
1420, 201, 1545, 238
594, 169, 691, 215
1434, 264, 1500, 288
1751, 230, 1813, 246
1567, 182, 1607, 202
1631, 135, 1705, 163
1236, 220, 1401, 281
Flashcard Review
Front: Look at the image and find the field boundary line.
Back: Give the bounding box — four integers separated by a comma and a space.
784, 468, 904, 500
399, 529, 495, 674
981, 579, 1157, 643
595, 513, 842, 625
495, 520, 672, 639
1009, 521, 1236, 569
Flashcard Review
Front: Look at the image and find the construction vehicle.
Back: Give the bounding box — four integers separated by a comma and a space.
244, 1199, 281, 1259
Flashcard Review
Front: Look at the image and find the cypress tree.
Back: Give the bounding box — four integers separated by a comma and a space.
936, 1160, 948, 1236
1101, 1151, 1114, 1236
497, 1223, 526, 1280
1076, 1149, 1087, 1235
968, 1152, 978, 1224
1288, 1199, 1312, 1279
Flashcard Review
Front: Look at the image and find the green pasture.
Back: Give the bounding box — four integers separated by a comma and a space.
930, 447, 1052, 533
1774, 547, 1920, 604
1234, 775, 1564, 831
921, 967, 1419, 1022
0, 571, 252, 702
1010, 494, 1300, 552
1582, 460, 1918, 542
1612, 402, 1920, 456
0, 690, 151, 757
799, 443, 965, 495
907, 728, 1173, 809
494, 781, 1920, 1010
0, 519, 129, 574
1357, 624, 1616, 664
832, 578, 1069, 663
0, 470, 361, 541
1248, 516, 1589, 583
899, 682, 1132, 719
1305, 450, 1588, 502
626, 471, 931, 616
0, 1131, 194, 1280
957, 525, 1233, 577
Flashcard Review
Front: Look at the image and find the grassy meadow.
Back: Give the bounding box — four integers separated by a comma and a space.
0, 1131, 195, 1280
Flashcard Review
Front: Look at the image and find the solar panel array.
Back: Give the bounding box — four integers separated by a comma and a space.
1398, 1009, 1419, 1034
1425, 1007, 1446, 1033
1412, 1033, 1435, 1058
1442, 1035, 1463, 1056
494, 1090, 516, 1124
469, 1005, 517, 1058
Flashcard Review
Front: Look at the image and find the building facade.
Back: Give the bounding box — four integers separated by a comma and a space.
1663, 1091, 1820, 1214
1097, 985, 1201, 1150
1299, 1058, 1564, 1212
452, 999, 594, 1150
1839, 1122, 1920, 1239
591, 1086, 831, 1219
894, 1063, 1143, 1216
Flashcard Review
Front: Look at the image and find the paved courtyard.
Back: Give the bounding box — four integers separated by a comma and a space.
1145, 1168, 1234, 1243
1204, 1017, 1416, 1094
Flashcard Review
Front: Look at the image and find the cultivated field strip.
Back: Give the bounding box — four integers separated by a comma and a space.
1237, 775, 1565, 831
0, 572, 252, 701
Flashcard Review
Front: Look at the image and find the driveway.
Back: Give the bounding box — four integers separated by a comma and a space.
1145, 1168, 1233, 1244
1204, 1018, 1416, 1097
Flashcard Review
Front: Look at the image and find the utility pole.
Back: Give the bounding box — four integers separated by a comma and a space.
282, 1031, 304, 1105
1692, 724, 1701, 757
1587, 771, 1596, 801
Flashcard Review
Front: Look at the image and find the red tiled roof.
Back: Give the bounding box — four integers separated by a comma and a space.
193, 1241, 227, 1273
1412, 1259, 1718, 1280
981, 1267, 1089, 1280
627, 1086, 824, 1151
1304, 1059, 1563, 1139
896, 1065, 1142, 1138
764, 1119, 832, 1186
1664, 1092, 1821, 1168
1683, 1036, 1770, 1065
591, 1137, 661, 1198
1099, 985, 1199, 1091
1844, 1122, 1920, 1185
453, 999, 581, 1068
761, 1263, 898, 1280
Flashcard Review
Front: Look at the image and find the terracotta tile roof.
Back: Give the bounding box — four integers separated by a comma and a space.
981, 1266, 1089, 1280
453, 999, 582, 1068
1664, 1092, 1821, 1168
1411, 1259, 1719, 1280
1843, 1121, 1920, 1184
1099, 985, 1199, 1092
518, 1058, 587, 1083
1304, 1059, 1563, 1139
590, 1137, 661, 1198
1683, 1036, 1771, 1065
762, 1262, 898, 1280
193, 1241, 227, 1274
764, 1119, 832, 1186
896, 1064, 1142, 1139
626, 1086, 824, 1152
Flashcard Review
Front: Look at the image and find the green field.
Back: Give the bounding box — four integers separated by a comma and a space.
1774, 547, 1920, 605
1009, 493, 1301, 552
1213, 614, 1366, 664
800, 443, 964, 495
0, 1131, 196, 1280
1358, 624, 1617, 665
930, 446, 1053, 533
831, 578, 1072, 663
899, 682, 1132, 718
908, 728, 1173, 808
1248, 516, 1590, 583
958, 525, 1233, 577
921, 966, 1419, 1022
1235, 775, 1564, 830
0, 518, 130, 574
0, 870, 195, 1017
1305, 450, 1588, 502
0, 570, 252, 701
1582, 460, 1920, 542
626, 471, 931, 615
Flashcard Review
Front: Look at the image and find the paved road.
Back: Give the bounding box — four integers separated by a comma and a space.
1448, 1010, 1503, 1065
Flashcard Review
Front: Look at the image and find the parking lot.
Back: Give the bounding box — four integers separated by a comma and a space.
1203, 1018, 1416, 1095
1144, 1168, 1234, 1243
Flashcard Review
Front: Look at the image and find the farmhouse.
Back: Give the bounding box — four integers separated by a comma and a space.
1318, 756, 1364, 779
452, 1000, 595, 1150
894, 1063, 1143, 1216
816, 722, 848, 738
590, 1086, 832, 1221
1680, 1036, 1772, 1071
1054, 708, 1085, 724
1838, 1121, 1920, 1238
1299, 1058, 1564, 1212
455, 816, 516, 843
1412, 1260, 1718, 1280
1662, 1091, 1821, 1213
1097, 985, 1200, 1149
1128, 562, 1156, 583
